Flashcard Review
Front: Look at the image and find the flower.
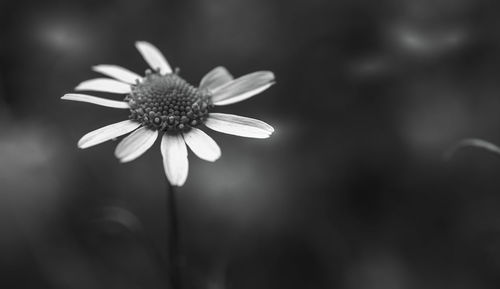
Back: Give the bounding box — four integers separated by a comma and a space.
62, 41, 275, 186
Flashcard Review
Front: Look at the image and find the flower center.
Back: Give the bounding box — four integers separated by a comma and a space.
126, 71, 212, 133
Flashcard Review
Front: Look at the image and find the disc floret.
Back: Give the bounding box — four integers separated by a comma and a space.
126, 70, 212, 133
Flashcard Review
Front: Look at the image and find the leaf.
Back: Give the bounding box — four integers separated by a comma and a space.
91, 206, 143, 235
445, 138, 500, 160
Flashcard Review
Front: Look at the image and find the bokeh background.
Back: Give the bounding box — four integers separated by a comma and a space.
3, 0, 500, 288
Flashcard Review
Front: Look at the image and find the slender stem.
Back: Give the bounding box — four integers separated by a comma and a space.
167, 182, 182, 289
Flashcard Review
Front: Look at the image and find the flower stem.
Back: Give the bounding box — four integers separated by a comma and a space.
167, 182, 182, 289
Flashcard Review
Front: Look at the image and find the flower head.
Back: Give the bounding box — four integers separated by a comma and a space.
62, 41, 275, 186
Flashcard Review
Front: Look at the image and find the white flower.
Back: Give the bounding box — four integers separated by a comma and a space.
62, 41, 275, 186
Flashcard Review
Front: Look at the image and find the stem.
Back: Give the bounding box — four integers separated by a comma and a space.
167, 182, 182, 289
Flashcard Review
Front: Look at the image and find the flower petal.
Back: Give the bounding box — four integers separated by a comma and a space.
161, 134, 189, 186
135, 41, 172, 74
78, 120, 141, 149
183, 128, 221, 162
114, 127, 158, 163
92, 65, 142, 84
210, 71, 275, 106
199, 66, 234, 91
204, 113, 274, 139
61, 93, 130, 109
75, 78, 131, 94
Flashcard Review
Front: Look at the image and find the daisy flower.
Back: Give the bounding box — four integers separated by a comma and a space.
62, 41, 275, 186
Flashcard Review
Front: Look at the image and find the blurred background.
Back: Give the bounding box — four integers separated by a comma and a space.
3, 0, 500, 288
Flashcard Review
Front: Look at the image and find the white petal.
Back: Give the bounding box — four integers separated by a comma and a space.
61, 93, 130, 109
199, 66, 234, 91
204, 113, 274, 139
161, 134, 189, 186
75, 78, 131, 94
135, 41, 172, 74
92, 65, 142, 84
183, 128, 221, 162
211, 71, 275, 106
78, 120, 140, 149
114, 127, 158, 163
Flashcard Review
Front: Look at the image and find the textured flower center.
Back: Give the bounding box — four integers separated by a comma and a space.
126, 71, 212, 133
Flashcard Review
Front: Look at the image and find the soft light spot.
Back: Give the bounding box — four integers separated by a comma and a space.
390, 24, 467, 55
35, 15, 93, 53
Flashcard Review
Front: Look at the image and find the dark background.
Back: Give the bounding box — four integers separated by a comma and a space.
2, 0, 500, 288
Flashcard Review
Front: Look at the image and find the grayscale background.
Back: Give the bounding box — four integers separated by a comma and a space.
2, 0, 500, 288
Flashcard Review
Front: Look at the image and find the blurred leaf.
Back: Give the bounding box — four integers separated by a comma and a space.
445, 138, 500, 160
92, 206, 144, 235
